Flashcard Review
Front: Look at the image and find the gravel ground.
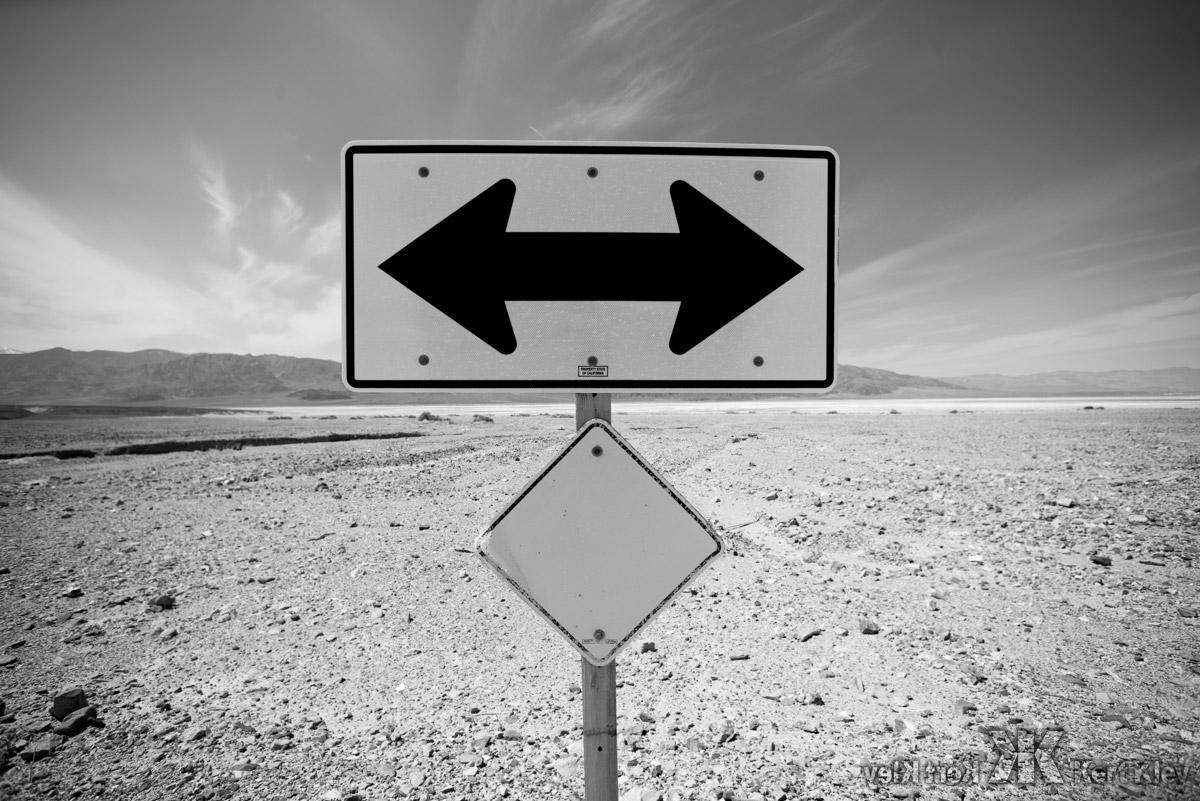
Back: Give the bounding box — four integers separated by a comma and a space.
0, 406, 1198, 800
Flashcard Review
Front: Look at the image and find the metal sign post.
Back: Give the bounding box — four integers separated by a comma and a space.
576, 392, 617, 801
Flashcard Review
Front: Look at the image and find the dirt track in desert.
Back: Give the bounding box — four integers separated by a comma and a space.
1, 406, 1198, 801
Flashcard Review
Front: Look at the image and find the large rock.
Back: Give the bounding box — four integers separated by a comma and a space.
49, 688, 87, 721
52, 705, 96, 736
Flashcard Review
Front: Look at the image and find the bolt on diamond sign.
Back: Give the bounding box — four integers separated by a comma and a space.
476, 419, 723, 665
343, 140, 838, 392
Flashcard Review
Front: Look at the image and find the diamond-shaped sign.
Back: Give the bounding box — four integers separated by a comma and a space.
476, 419, 722, 665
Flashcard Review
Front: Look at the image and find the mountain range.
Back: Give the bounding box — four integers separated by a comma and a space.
0, 347, 1196, 405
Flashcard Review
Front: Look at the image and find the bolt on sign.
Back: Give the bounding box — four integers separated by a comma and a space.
475, 419, 723, 666
342, 141, 838, 392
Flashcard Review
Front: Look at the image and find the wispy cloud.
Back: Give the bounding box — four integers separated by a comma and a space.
847, 292, 1200, 377
304, 215, 341, 259
541, 65, 691, 139
0, 174, 205, 352
571, 0, 668, 49
539, 2, 722, 140
0, 170, 341, 358
839, 145, 1200, 374
189, 143, 244, 241
762, 2, 884, 90
455, 0, 719, 140
270, 191, 304, 239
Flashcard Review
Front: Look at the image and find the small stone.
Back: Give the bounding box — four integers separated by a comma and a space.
639, 641, 657, 653
52, 705, 96, 736
1056, 497, 1075, 508
62, 586, 83, 598
833, 710, 853, 722
858, 619, 880, 635
0, 654, 16, 668
551, 755, 580, 779
183, 726, 208, 742
151, 595, 176, 610
967, 554, 984, 565
19, 734, 63, 762
5, 640, 25, 649
801, 722, 819, 734
1128, 514, 1150, 524
409, 771, 426, 787
954, 700, 976, 715
49, 688, 87, 721
1096, 692, 1117, 705
798, 628, 822, 643
834, 627, 849, 636
1090, 555, 1112, 567
1178, 607, 1199, 618
730, 654, 750, 661
765, 491, 779, 501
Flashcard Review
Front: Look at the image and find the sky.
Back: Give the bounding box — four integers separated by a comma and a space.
1, 0, 1198, 377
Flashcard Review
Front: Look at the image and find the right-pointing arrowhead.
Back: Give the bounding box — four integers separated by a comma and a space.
378, 178, 519, 354
668, 180, 803, 355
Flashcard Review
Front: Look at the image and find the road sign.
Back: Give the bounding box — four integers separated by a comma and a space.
476, 419, 722, 665
343, 141, 838, 392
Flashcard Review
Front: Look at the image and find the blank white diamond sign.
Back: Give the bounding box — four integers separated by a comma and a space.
476, 419, 723, 665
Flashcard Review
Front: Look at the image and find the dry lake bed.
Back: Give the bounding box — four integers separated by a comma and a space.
1, 403, 1198, 800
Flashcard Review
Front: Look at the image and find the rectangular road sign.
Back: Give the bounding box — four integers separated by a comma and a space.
343, 141, 838, 392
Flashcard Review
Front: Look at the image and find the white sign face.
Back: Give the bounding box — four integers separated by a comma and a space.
476, 420, 722, 665
343, 141, 838, 392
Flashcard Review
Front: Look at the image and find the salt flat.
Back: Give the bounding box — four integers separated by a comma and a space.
1, 406, 1198, 799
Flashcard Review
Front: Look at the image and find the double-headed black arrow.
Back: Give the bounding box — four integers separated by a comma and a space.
377, 178, 802, 355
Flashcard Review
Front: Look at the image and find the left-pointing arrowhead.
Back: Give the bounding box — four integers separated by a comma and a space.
378, 179, 519, 354
667, 181, 803, 355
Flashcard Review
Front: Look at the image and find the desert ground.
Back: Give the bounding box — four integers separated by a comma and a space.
0, 404, 1197, 800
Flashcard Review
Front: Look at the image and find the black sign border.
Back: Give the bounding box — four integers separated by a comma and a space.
344, 142, 837, 391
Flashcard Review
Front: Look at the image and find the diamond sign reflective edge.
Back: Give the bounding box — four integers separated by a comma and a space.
476, 419, 723, 665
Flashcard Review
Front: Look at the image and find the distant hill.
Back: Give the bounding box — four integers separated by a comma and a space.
828, 365, 965, 397
940, 367, 1200, 395
0, 348, 1195, 404
0, 349, 969, 404
0, 348, 340, 404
